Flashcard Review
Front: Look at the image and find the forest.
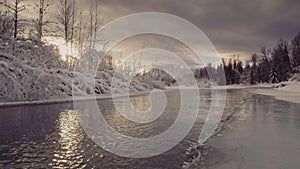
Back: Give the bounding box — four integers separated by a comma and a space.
195, 32, 300, 85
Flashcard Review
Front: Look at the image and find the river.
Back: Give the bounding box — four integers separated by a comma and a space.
199, 92, 300, 169
0, 89, 254, 169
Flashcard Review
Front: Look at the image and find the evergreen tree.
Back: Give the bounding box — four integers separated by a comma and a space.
216, 64, 226, 85
236, 60, 244, 74
291, 32, 300, 67
233, 58, 237, 70
228, 59, 234, 84
232, 69, 241, 84
250, 54, 258, 84
244, 61, 251, 76
222, 58, 229, 85
269, 61, 280, 83
220, 58, 241, 85
250, 68, 255, 85
271, 39, 291, 82
256, 66, 263, 83
259, 47, 271, 83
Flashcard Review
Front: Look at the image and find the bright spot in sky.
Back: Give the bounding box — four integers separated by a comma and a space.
44, 37, 78, 61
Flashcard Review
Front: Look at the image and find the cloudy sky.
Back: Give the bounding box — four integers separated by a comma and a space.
90, 0, 300, 60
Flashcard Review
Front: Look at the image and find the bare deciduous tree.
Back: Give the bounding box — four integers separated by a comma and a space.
88, 0, 103, 50
56, 0, 74, 44
32, 0, 52, 40
0, 2, 14, 36
77, 10, 88, 56
0, 0, 26, 38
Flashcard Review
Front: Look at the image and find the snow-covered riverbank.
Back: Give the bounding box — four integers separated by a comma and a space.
249, 73, 300, 104
249, 82, 300, 104
0, 37, 165, 102
0, 89, 155, 108
0, 83, 274, 108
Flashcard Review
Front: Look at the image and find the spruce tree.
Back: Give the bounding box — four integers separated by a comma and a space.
291, 32, 300, 67
236, 60, 244, 74
269, 61, 280, 83
260, 47, 271, 83
271, 40, 291, 82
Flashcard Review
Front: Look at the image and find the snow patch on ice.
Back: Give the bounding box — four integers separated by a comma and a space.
250, 71, 300, 104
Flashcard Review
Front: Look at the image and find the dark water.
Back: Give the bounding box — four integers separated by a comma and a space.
0, 89, 247, 169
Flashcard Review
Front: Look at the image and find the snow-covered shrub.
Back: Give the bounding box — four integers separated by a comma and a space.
0, 36, 67, 69
0, 37, 165, 102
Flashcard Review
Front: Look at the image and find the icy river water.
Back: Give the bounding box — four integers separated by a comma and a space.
1, 89, 297, 169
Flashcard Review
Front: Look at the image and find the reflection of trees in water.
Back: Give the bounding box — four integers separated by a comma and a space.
130, 95, 151, 112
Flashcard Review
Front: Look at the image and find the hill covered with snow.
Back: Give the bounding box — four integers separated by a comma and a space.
0, 36, 164, 102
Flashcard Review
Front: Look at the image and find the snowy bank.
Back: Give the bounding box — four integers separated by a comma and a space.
0, 37, 164, 102
249, 72, 300, 104
0, 89, 155, 108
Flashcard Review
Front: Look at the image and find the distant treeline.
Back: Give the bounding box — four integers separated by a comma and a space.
195, 31, 300, 85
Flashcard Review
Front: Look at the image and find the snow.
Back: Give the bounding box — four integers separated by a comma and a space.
194, 71, 300, 104
1, 36, 299, 105
0, 36, 164, 103
277, 81, 300, 92
249, 72, 300, 104
0, 90, 152, 108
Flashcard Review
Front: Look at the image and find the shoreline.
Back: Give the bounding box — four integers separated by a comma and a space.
185, 89, 252, 169
0, 85, 274, 108
248, 87, 300, 104
0, 90, 153, 108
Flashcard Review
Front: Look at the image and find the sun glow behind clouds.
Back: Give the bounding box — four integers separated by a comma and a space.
44, 37, 79, 61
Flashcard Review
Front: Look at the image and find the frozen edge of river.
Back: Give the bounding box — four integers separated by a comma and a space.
183, 89, 252, 169
186, 84, 300, 168
248, 84, 300, 104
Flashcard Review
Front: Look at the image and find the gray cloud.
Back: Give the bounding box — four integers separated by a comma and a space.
92, 0, 300, 59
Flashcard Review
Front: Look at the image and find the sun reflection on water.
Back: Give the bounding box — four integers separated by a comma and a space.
51, 110, 85, 169
130, 96, 151, 112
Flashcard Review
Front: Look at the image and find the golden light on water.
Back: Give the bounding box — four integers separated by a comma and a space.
44, 37, 79, 61
52, 110, 84, 168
